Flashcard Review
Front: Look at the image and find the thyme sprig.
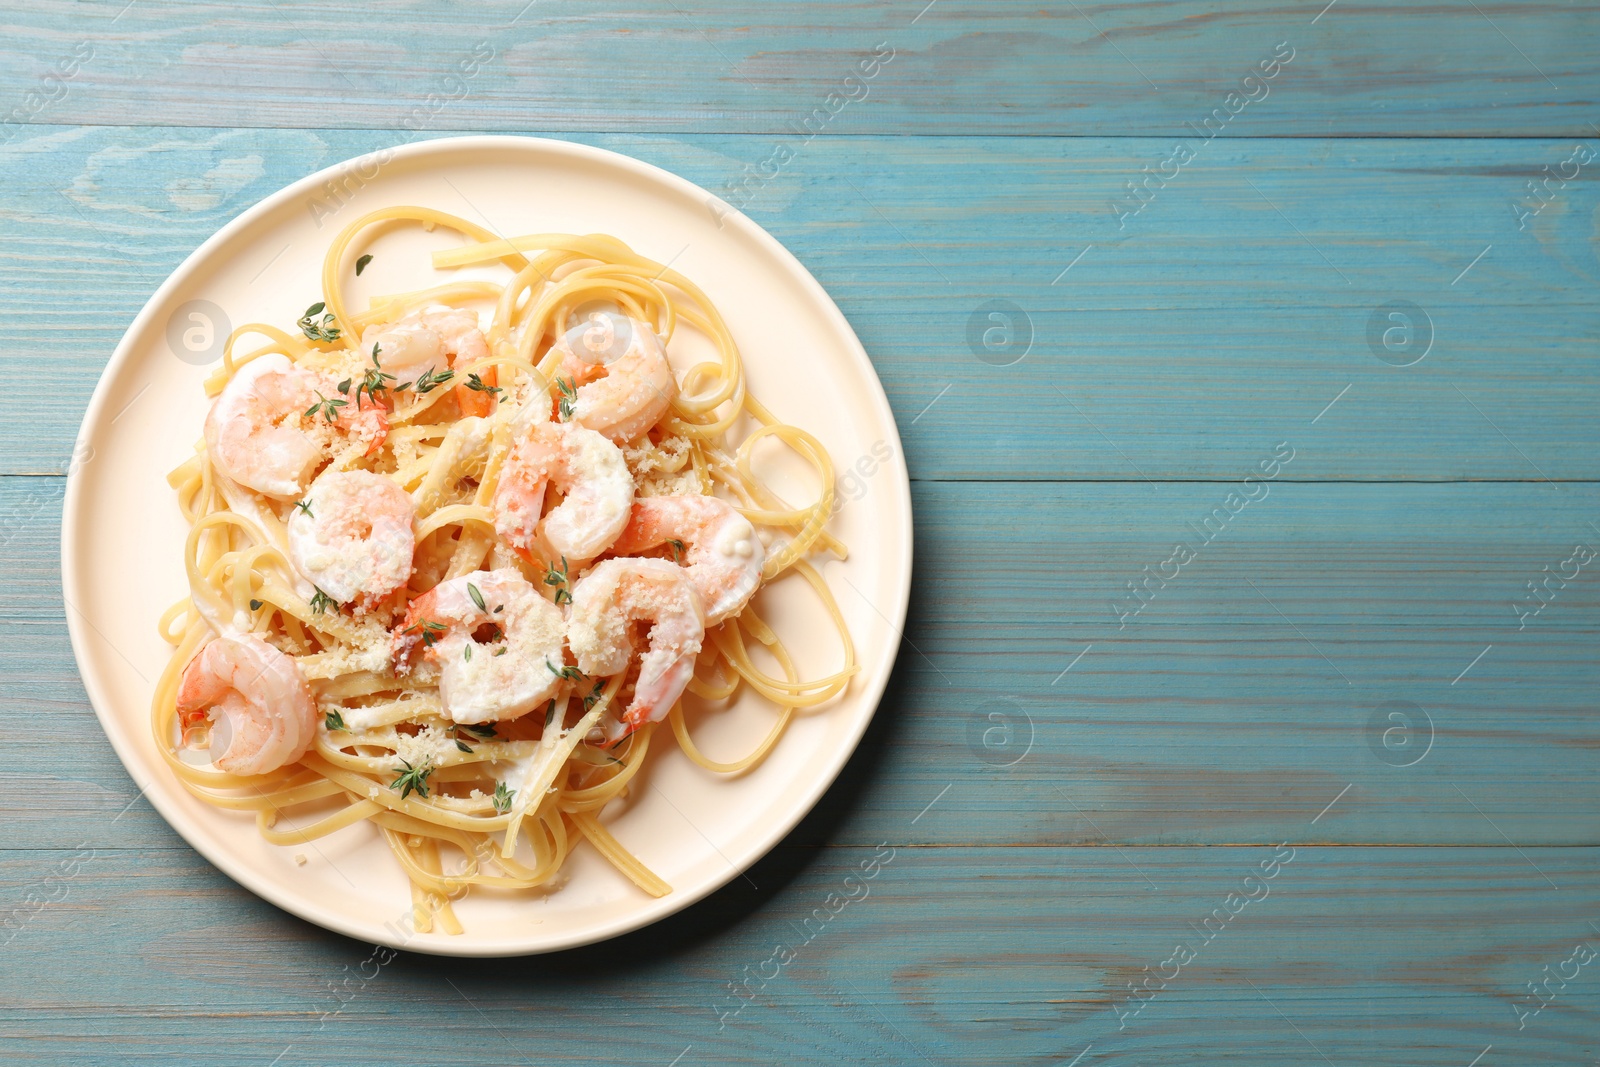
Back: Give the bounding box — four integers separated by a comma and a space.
546, 659, 584, 683
390, 758, 433, 800
464, 372, 503, 398
555, 375, 578, 421
303, 391, 346, 424
297, 302, 342, 342
405, 619, 448, 648
354, 344, 396, 408
394, 366, 454, 396
543, 555, 572, 606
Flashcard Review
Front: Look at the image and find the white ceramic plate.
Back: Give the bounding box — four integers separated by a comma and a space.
61, 135, 911, 957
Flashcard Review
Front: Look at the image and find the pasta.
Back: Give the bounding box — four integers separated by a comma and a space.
152, 207, 857, 934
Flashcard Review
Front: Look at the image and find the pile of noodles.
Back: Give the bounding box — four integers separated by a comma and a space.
152, 207, 856, 933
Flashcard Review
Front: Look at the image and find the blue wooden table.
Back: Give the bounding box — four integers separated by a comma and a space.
3, 2, 1598, 1063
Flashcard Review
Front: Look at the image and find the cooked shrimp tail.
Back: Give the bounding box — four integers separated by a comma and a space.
611, 494, 764, 625
175, 635, 317, 775
205, 353, 387, 498
491, 422, 633, 562
567, 558, 706, 743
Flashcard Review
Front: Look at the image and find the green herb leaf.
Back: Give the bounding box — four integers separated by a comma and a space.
350, 345, 397, 409
413, 367, 454, 394
464, 644, 473, 662
390, 758, 433, 800
492, 781, 514, 813
464, 372, 503, 397
309, 588, 339, 615
546, 659, 584, 683
455, 739, 473, 753
302, 391, 348, 424
467, 582, 486, 612
293, 499, 314, 518
494, 646, 507, 656
555, 375, 578, 421
405, 617, 449, 648
355, 254, 373, 276
462, 723, 498, 739
543, 556, 571, 606
544, 699, 559, 727
666, 538, 685, 564
324, 710, 347, 731
296, 303, 341, 342
249, 598, 264, 611
583, 679, 606, 711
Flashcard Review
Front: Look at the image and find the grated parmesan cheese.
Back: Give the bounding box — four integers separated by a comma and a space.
393, 725, 458, 770
623, 435, 700, 496
294, 617, 393, 680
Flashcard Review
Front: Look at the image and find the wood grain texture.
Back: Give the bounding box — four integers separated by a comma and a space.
0, 844, 1596, 1066
8, 477, 1598, 848
2, 126, 1598, 479
4, 4, 1597, 1064
0, 1, 1596, 136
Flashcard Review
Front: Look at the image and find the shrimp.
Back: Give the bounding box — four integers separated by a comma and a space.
556, 316, 677, 444
176, 634, 317, 775
567, 558, 705, 741
425, 307, 499, 418
393, 570, 567, 724
492, 421, 634, 562
609, 494, 764, 625
287, 470, 416, 607
361, 306, 495, 415
205, 353, 387, 498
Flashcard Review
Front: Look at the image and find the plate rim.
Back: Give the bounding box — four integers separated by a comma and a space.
59, 133, 913, 957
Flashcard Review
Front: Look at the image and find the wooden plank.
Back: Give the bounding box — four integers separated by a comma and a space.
10, 476, 1599, 848
2, 126, 1599, 480
0, 844, 1595, 1064
7, 4, 1592, 1063
0, 1, 1595, 136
